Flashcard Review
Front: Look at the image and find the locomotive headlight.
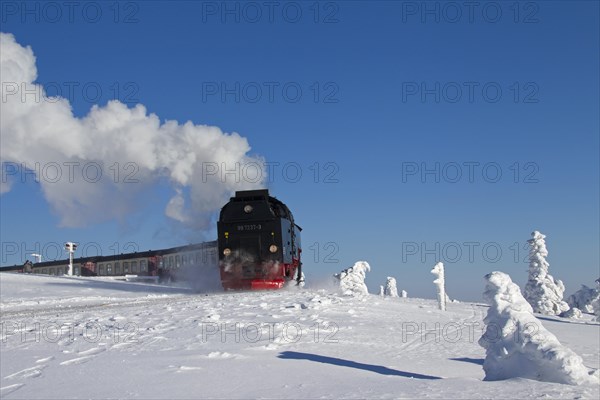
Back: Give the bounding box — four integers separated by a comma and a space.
244, 205, 253, 213
223, 248, 232, 256
269, 245, 278, 253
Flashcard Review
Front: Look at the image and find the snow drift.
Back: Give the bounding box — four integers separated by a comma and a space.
479, 271, 598, 386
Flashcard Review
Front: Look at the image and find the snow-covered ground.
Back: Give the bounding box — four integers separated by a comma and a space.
1, 273, 598, 399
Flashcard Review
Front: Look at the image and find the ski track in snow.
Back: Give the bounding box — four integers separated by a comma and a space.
1, 274, 599, 399
3, 365, 47, 380
0, 384, 25, 396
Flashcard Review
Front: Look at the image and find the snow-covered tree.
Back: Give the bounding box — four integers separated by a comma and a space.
479, 271, 597, 385
567, 284, 599, 314
384, 277, 398, 297
333, 261, 371, 296
523, 231, 569, 315
401, 290, 408, 298
431, 262, 446, 311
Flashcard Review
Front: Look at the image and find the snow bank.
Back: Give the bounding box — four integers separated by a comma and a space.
523, 231, 569, 315
479, 271, 598, 386
333, 261, 370, 296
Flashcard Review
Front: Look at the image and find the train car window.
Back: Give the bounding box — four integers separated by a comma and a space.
169, 256, 173, 269
74, 267, 80, 275
42, 268, 47, 274
106, 263, 112, 275
195, 252, 201, 265
176, 255, 180, 268
49, 268, 55, 275
140, 260, 147, 272
131, 261, 138, 273
123, 262, 130, 273
115, 263, 121, 275
99, 264, 105, 275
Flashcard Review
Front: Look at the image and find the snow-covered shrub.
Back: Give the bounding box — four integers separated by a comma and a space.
401, 290, 408, 298
431, 262, 446, 311
384, 277, 399, 297
561, 307, 582, 319
567, 284, 599, 314
479, 271, 597, 385
379, 285, 384, 297
333, 261, 371, 296
523, 231, 569, 315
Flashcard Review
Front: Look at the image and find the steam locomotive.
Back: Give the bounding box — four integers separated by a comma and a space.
217, 189, 302, 290
1, 189, 301, 292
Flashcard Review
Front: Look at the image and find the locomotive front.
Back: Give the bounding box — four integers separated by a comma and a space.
217, 189, 302, 290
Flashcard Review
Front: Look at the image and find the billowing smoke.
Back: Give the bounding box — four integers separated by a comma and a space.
0, 32, 265, 228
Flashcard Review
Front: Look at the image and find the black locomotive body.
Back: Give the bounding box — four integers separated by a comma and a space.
217, 189, 302, 290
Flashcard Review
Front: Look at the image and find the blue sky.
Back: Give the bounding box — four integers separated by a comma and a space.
1, 1, 598, 301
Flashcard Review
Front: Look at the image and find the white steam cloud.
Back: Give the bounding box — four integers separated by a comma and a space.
0, 32, 265, 228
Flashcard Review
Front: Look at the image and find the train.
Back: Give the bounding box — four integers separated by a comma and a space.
0, 189, 302, 291
0, 242, 217, 283
218, 189, 302, 290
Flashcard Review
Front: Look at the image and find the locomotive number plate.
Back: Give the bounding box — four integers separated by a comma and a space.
237, 224, 262, 231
